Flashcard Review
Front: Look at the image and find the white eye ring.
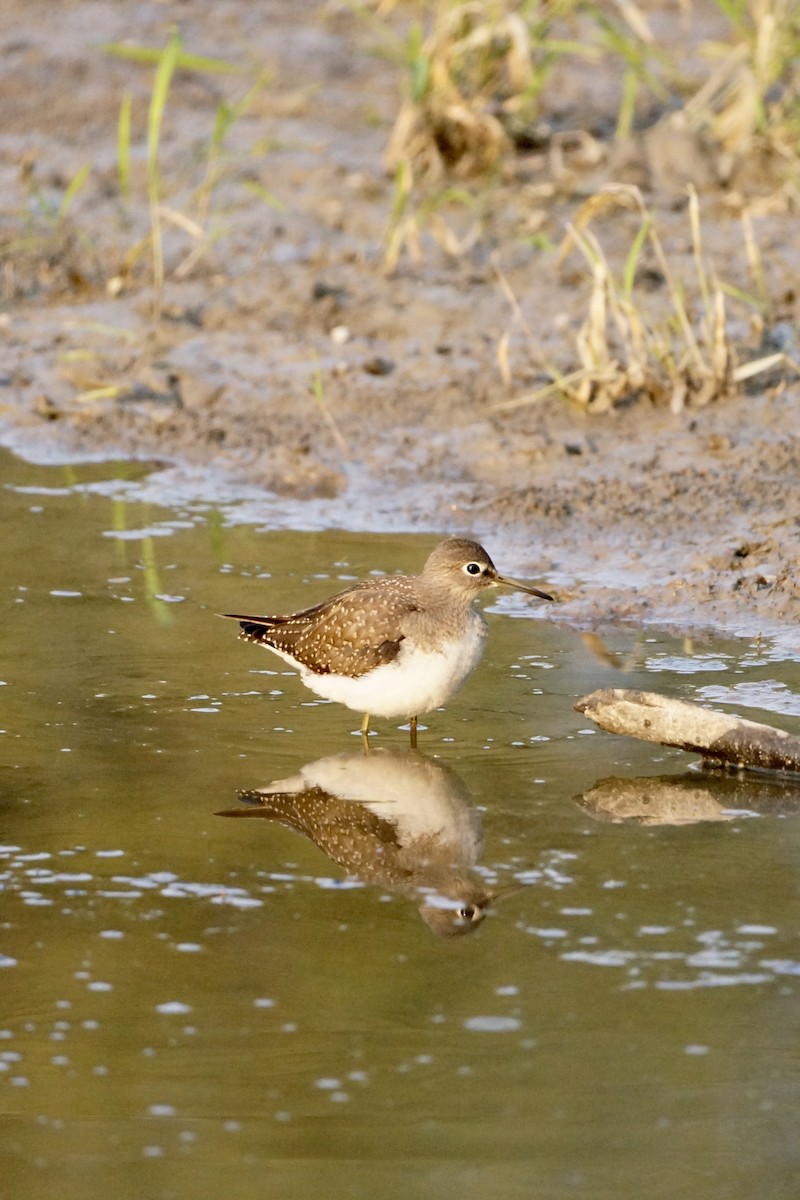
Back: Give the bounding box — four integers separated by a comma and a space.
464, 562, 483, 576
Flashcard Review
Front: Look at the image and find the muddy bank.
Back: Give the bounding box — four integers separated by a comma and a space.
1, 0, 798, 646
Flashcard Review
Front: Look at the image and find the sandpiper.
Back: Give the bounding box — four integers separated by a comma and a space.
223, 537, 553, 740
216, 747, 491, 936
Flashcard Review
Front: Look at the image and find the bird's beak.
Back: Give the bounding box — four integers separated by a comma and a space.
495, 573, 554, 602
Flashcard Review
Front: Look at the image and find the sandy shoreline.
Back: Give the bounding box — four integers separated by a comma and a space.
1, 0, 798, 650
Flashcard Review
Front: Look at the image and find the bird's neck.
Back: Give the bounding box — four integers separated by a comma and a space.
415, 578, 476, 618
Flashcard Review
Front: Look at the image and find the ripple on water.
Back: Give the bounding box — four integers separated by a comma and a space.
553, 923, 796, 991
697, 679, 800, 718
463, 1016, 523, 1033
646, 654, 731, 674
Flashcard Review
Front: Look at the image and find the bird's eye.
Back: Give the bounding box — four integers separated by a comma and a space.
459, 904, 478, 921
464, 562, 482, 576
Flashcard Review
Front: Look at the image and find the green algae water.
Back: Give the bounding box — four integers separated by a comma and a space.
2, 448, 800, 1200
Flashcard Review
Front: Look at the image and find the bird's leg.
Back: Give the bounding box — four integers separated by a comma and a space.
409, 715, 418, 749
360, 712, 371, 753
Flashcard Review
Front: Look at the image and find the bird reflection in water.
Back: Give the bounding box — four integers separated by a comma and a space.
216, 748, 495, 937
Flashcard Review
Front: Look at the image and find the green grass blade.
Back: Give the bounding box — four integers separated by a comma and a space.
407, 23, 430, 104
148, 33, 182, 186
227, 70, 273, 127
118, 90, 132, 201
711, 0, 748, 31
241, 180, 286, 210
210, 102, 235, 157
718, 279, 762, 310
622, 215, 651, 298
616, 67, 638, 140
389, 159, 412, 226
148, 32, 182, 304
103, 42, 240, 74
57, 163, 91, 220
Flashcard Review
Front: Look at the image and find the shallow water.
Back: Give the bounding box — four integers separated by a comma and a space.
2, 447, 800, 1200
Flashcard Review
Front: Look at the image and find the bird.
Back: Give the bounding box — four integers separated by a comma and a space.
222, 537, 553, 741
216, 747, 492, 937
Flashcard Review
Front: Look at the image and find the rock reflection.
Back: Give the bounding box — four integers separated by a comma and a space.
217, 748, 493, 937
578, 771, 800, 826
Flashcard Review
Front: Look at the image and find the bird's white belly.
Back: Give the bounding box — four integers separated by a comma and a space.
281, 615, 487, 718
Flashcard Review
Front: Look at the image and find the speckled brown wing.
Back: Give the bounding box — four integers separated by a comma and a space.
224, 575, 417, 677
218, 786, 406, 879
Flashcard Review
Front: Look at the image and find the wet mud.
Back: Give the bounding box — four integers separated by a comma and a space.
1, 0, 798, 644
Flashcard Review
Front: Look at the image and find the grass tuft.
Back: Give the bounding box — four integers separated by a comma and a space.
495, 183, 798, 414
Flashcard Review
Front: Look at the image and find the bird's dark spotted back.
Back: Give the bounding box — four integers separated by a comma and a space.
231, 575, 418, 677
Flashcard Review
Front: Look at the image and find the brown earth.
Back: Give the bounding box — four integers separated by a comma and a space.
1, 0, 799, 648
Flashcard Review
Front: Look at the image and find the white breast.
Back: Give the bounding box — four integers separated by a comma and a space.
293, 609, 488, 719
